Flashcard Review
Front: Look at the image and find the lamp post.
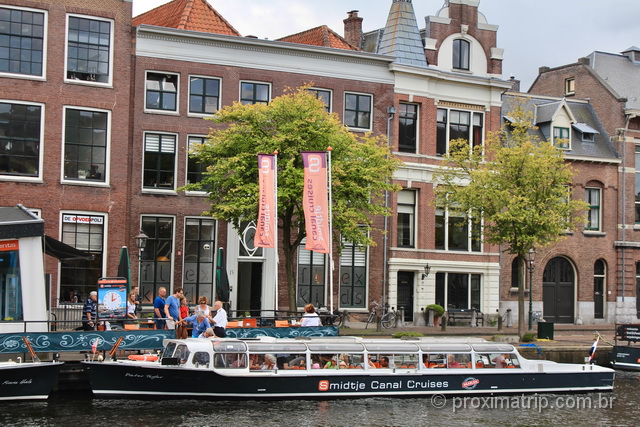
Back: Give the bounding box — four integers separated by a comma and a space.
134, 230, 149, 293
527, 248, 536, 331
421, 263, 431, 280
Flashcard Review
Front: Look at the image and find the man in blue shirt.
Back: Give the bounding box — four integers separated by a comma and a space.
177, 310, 211, 338
164, 287, 183, 328
153, 287, 167, 330
82, 291, 98, 331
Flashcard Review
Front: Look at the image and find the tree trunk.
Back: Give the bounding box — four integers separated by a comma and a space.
518, 254, 526, 338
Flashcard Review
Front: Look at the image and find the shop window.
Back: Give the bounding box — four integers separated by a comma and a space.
435, 272, 481, 310
339, 239, 367, 309
139, 216, 174, 304
297, 239, 325, 307
183, 218, 215, 305
0, 241, 22, 321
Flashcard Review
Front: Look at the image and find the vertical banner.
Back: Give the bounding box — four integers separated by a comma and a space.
302, 151, 330, 253
255, 154, 276, 248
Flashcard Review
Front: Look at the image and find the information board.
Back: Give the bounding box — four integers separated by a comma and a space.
97, 277, 127, 319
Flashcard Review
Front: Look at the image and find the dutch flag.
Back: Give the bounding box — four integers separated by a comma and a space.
588, 336, 600, 363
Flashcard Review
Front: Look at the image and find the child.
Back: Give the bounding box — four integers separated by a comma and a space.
176, 296, 190, 339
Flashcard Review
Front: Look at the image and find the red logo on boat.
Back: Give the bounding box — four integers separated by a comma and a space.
318, 380, 330, 391
462, 377, 480, 390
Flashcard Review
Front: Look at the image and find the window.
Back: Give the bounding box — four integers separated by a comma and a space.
309, 88, 331, 112
344, 93, 372, 130
435, 207, 481, 252
398, 103, 418, 153
297, 240, 325, 307
0, 7, 45, 77
553, 127, 570, 149
339, 239, 367, 309
565, 78, 575, 95
0, 240, 22, 321
397, 190, 416, 247
585, 187, 601, 231
63, 108, 108, 182
189, 76, 219, 114
453, 39, 470, 71
186, 136, 206, 187
435, 272, 481, 310
594, 259, 605, 319
240, 82, 269, 105
140, 216, 173, 303
0, 101, 42, 178
183, 218, 215, 305
146, 72, 178, 111
143, 133, 176, 190
436, 108, 483, 155
59, 213, 104, 303
66, 15, 111, 83
510, 256, 524, 289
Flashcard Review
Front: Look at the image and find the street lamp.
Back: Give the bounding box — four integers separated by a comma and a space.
527, 248, 536, 331
134, 229, 149, 260
421, 264, 431, 280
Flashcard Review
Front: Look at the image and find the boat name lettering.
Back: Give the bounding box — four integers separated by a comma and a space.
462, 377, 480, 390
125, 373, 163, 380
406, 379, 449, 389
2, 379, 32, 385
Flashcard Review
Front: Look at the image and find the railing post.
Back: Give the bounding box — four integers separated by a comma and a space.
397, 306, 405, 327
505, 308, 512, 328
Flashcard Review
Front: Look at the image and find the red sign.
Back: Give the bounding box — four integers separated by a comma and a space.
302, 152, 330, 253
0, 240, 19, 251
255, 154, 276, 248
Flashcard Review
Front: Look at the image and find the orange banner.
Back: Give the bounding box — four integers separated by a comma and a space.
0, 240, 19, 251
302, 152, 330, 253
255, 154, 276, 248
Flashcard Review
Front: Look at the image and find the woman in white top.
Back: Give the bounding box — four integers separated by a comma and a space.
197, 296, 211, 318
300, 303, 322, 327
126, 292, 137, 322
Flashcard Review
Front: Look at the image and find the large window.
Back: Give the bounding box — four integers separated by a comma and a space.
0, 241, 22, 321
143, 133, 176, 190
0, 101, 42, 177
240, 81, 269, 105
339, 239, 367, 309
140, 216, 173, 304
189, 76, 219, 114
297, 241, 325, 307
553, 127, 570, 150
309, 88, 331, 112
146, 72, 178, 111
66, 15, 111, 83
186, 136, 206, 186
344, 93, 372, 130
585, 187, 601, 231
398, 103, 418, 153
436, 108, 483, 155
453, 39, 470, 71
59, 213, 104, 303
183, 218, 215, 305
0, 7, 45, 77
63, 108, 108, 182
435, 207, 481, 252
397, 190, 416, 248
435, 272, 481, 310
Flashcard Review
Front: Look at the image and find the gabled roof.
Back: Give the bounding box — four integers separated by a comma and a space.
133, 0, 240, 37
534, 99, 576, 124
586, 51, 640, 111
277, 25, 358, 51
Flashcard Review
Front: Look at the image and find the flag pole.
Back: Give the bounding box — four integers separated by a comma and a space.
273, 150, 279, 314
327, 147, 334, 315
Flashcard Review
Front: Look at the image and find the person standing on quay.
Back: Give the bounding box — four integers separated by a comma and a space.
82, 291, 98, 331
153, 287, 167, 330
211, 300, 228, 337
164, 288, 184, 329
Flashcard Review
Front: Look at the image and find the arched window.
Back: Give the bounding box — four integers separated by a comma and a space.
453, 39, 470, 70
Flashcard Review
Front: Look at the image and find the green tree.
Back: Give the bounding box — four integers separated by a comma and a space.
185, 86, 400, 310
433, 100, 587, 338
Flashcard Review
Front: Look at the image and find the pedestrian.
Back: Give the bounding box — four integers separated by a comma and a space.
132, 285, 141, 314
82, 291, 98, 331
176, 296, 190, 339
153, 287, 167, 330
126, 292, 138, 325
211, 300, 228, 337
164, 287, 184, 329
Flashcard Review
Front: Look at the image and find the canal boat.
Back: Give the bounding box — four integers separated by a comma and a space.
0, 360, 63, 400
610, 324, 640, 371
84, 336, 614, 399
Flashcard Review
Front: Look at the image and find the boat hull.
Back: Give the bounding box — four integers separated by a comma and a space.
84, 362, 614, 400
610, 345, 640, 371
0, 362, 63, 401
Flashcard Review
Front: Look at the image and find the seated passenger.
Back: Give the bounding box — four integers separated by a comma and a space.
249, 354, 262, 370
199, 327, 215, 338
447, 354, 462, 368
492, 353, 510, 368
379, 356, 390, 368
367, 355, 377, 369
261, 354, 277, 370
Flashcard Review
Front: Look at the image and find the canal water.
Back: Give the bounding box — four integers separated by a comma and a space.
1, 370, 638, 427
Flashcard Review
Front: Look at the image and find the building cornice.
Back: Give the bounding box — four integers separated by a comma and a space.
389, 62, 512, 89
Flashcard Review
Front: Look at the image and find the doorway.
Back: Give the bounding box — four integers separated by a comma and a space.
397, 271, 414, 322
542, 257, 575, 323
594, 259, 605, 319
237, 261, 262, 317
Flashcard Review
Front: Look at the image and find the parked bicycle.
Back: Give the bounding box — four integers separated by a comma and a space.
365, 302, 397, 329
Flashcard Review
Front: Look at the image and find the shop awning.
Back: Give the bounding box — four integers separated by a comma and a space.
44, 235, 95, 261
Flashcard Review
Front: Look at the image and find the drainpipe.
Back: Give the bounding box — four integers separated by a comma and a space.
382, 106, 396, 310
620, 113, 635, 301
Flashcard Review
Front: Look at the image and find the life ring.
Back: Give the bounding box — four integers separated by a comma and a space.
128, 354, 158, 362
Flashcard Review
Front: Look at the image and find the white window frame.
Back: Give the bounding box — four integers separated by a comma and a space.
60, 105, 111, 187
0, 99, 45, 183
144, 70, 180, 115
565, 78, 575, 96
553, 126, 571, 150
239, 80, 271, 105
585, 187, 602, 232
0, 5, 48, 81
435, 207, 482, 253
436, 106, 485, 155
187, 74, 221, 118
396, 189, 417, 248
344, 91, 373, 132
309, 87, 333, 113
141, 131, 179, 194
185, 134, 208, 195
63, 13, 114, 87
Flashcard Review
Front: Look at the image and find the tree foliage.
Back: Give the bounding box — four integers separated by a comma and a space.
432, 99, 587, 337
185, 86, 400, 309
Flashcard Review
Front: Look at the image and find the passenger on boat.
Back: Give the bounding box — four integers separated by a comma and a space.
176, 310, 211, 338
492, 353, 511, 368
261, 354, 277, 370
447, 354, 462, 368
176, 297, 190, 339
367, 355, 377, 369
211, 301, 228, 337
249, 354, 261, 370
300, 304, 322, 327
199, 327, 215, 338
379, 356, 390, 368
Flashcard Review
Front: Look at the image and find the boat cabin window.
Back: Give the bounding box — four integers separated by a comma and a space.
249, 354, 277, 370
174, 344, 190, 364
422, 354, 446, 368
282, 354, 307, 370
213, 341, 247, 353
193, 352, 210, 367
162, 342, 177, 359
214, 353, 247, 369
447, 353, 471, 368
477, 353, 520, 368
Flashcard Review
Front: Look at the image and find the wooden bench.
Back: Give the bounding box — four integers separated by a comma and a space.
447, 308, 484, 327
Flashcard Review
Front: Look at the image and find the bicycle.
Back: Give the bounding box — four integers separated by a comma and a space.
365, 302, 397, 329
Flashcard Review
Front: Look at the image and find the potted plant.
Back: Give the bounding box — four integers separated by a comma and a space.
425, 304, 445, 326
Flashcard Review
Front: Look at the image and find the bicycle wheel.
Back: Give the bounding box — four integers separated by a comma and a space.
365, 311, 375, 329
381, 312, 396, 329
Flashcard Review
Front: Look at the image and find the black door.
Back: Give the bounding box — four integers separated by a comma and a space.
542, 257, 575, 323
237, 262, 262, 317
594, 260, 605, 319
397, 271, 414, 322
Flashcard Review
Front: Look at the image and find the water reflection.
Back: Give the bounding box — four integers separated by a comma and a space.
0, 371, 638, 427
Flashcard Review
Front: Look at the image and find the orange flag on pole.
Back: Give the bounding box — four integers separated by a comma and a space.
255, 154, 276, 248
302, 152, 330, 253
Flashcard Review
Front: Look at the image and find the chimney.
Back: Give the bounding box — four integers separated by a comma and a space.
578, 57, 591, 66
509, 75, 521, 92
343, 10, 363, 49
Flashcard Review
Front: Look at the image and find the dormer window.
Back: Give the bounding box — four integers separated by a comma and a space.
572, 123, 598, 143
453, 39, 470, 71
553, 127, 570, 150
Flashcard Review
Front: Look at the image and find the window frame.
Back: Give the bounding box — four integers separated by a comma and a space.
0, 99, 45, 182
435, 206, 482, 252
61, 105, 111, 186
398, 103, 418, 153
239, 80, 270, 105
397, 189, 416, 248
0, 5, 48, 80
188, 74, 221, 117
339, 236, 368, 310
565, 78, 575, 96
139, 215, 175, 303
185, 134, 208, 193
344, 92, 373, 131
452, 39, 470, 71
297, 239, 326, 308
553, 126, 570, 150
436, 107, 484, 156
144, 71, 180, 114
435, 271, 482, 311
64, 13, 114, 86
308, 87, 332, 112
142, 131, 178, 193
585, 187, 601, 231
182, 216, 216, 305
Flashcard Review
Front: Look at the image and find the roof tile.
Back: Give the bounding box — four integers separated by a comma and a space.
277, 25, 358, 51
